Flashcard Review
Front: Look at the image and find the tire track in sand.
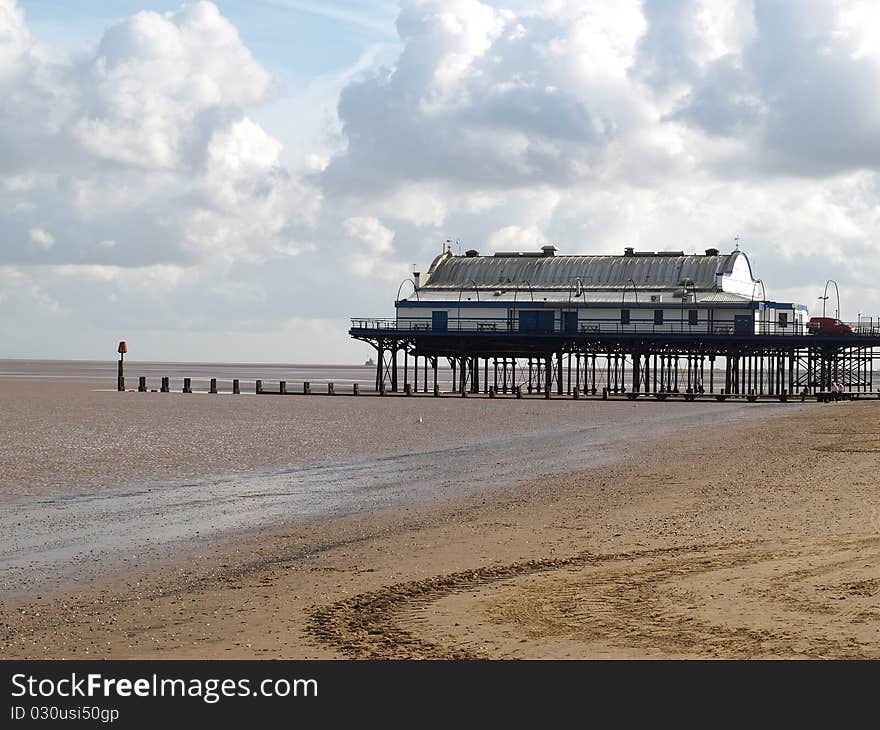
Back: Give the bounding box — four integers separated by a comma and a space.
306, 542, 751, 659
307, 537, 880, 659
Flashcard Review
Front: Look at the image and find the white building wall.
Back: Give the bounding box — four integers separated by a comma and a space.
396, 302, 758, 332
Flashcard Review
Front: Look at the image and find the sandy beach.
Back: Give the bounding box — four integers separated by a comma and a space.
2, 363, 879, 659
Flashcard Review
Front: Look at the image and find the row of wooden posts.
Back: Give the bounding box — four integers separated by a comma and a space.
122, 376, 350, 396
120, 375, 596, 398
120, 375, 868, 402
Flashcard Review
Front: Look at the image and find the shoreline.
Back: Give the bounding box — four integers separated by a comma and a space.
4, 394, 879, 659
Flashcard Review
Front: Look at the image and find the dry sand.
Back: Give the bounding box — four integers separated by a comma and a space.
2, 372, 879, 659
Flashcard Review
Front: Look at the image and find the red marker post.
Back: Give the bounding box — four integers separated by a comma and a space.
117, 340, 128, 392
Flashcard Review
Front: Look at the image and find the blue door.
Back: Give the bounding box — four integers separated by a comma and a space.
563, 311, 578, 334
432, 311, 448, 332
734, 315, 753, 334
519, 310, 554, 333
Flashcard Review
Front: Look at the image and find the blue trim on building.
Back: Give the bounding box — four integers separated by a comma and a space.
396, 300, 756, 309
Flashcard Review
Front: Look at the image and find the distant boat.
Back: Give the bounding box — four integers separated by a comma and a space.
365, 358, 375, 366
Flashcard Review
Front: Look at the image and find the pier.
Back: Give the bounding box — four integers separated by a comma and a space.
349, 246, 880, 400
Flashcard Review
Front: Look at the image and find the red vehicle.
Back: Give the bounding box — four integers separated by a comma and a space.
807, 317, 854, 335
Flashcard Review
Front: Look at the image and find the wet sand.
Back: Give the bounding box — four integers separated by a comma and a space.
1, 376, 788, 596
2, 365, 878, 659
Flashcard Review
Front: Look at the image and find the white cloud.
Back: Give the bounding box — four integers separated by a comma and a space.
74, 2, 272, 171
487, 224, 545, 252
342, 215, 409, 279
0, 0, 310, 271
28, 226, 54, 249
3, 0, 880, 362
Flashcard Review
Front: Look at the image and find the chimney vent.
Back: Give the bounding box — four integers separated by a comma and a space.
541, 244, 557, 256
464, 249, 479, 257
705, 247, 719, 256
624, 247, 634, 257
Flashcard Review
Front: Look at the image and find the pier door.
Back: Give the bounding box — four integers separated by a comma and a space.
520, 310, 555, 333
432, 311, 448, 332
734, 315, 753, 335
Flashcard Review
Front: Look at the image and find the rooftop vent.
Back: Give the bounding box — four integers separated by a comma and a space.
464, 249, 479, 257
705, 247, 719, 256
541, 244, 557, 257
624, 247, 634, 257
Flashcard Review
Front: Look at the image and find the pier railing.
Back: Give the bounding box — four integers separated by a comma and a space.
351, 317, 880, 338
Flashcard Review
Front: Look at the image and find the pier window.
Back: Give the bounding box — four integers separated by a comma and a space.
654, 309, 664, 325
688, 309, 698, 326
778, 312, 788, 328
621, 309, 630, 325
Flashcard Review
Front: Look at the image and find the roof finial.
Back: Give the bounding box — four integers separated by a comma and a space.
734, 234, 741, 250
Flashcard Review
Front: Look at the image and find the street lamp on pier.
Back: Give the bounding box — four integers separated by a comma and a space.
820, 280, 840, 319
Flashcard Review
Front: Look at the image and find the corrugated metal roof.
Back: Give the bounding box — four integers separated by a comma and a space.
697, 292, 754, 303
421, 251, 742, 291
403, 289, 752, 305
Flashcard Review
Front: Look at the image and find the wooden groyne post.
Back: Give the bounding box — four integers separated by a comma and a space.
232, 379, 240, 394
117, 340, 127, 392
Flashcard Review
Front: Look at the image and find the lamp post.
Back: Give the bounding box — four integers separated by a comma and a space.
821, 280, 840, 319
456, 280, 480, 331
622, 277, 639, 330
751, 279, 766, 333
681, 277, 694, 332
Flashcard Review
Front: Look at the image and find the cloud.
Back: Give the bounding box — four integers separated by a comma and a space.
28, 226, 54, 249
74, 2, 272, 171
342, 216, 410, 279
0, 0, 310, 270
667, 0, 880, 176
3, 0, 880, 363
320, 0, 655, 192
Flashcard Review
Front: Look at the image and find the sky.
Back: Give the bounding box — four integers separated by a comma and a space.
2, 0, 880, 363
